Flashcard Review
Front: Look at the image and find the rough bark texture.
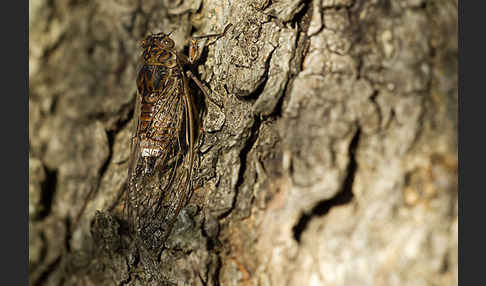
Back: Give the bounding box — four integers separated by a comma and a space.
29, 0, 458, 285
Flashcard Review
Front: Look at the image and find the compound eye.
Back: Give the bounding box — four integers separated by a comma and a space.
164, 38, 175, 48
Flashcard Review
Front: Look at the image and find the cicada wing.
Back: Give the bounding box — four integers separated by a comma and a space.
125, 59, 198, 249
124, 91, 143, 232
138, 79, 197, 247
161, 73, 198, 228
158, 75, 198, 241
180, 71, 198, 207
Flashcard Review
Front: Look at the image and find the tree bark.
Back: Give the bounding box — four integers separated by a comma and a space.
29, 0, 458, 285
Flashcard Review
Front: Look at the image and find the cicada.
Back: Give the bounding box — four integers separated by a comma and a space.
124, 24, 232, 250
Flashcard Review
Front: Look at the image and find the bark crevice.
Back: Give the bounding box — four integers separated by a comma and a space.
292, 127, 359, 242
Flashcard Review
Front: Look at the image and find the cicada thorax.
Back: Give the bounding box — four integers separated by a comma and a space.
135, 44, 187, 159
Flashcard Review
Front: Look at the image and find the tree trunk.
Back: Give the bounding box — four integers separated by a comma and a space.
29, 0, 458, 285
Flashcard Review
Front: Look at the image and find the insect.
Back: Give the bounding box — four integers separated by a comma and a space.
124, 24, 232, 250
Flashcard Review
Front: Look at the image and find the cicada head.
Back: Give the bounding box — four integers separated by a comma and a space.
141, 32, 175, 49
141, 32, 176, 65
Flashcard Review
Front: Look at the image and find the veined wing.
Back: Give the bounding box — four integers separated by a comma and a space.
124, 63, 197, 250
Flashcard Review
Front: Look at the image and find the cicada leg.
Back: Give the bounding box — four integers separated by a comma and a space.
182, 23, 233, 64
185, 70, 210, 98
177, 23, 233, 98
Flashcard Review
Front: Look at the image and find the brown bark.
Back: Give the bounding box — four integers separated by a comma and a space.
29, 0, 458, 285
